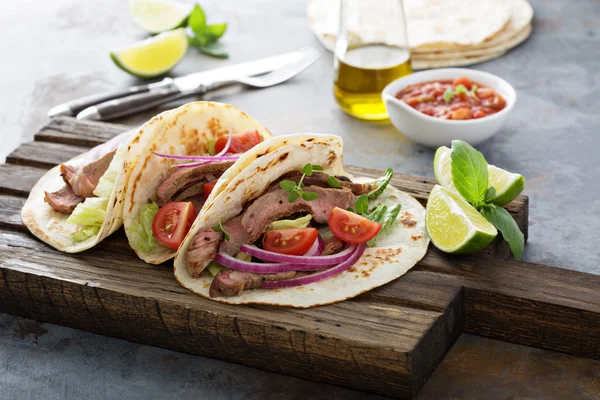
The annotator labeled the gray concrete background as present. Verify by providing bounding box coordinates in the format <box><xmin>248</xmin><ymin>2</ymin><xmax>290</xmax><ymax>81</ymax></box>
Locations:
<box><xmin>1</xmin><ymin>0</ymin><xmax>599</xmax><ymax>398</ymax></box>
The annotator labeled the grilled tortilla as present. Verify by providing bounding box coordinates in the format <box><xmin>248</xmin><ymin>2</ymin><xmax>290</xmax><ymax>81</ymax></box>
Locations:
<box><xmin>122</xmin><ymin>101</ymin><xmax>273</xmax><ymax>264</ymax></box>
<box><xmin>173</xmin><ymin>133</ymin><xmax>429</xmax><ymax>308</ymax></box>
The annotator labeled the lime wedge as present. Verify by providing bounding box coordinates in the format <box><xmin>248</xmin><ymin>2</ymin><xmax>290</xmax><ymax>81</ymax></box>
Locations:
<box><xmin>130</xmin><ymin>0</ymin><xmax>190</xmax><ymax>34</ymax></box>
<box><xmin>110</xmin><ymin>28</ymin><xmax>188</xmax><ymax>79</ymax></box>
<box><xmin>434</xmin><ymin>146</ymin><xmax>525</xmax><ymax>206</ymax></box>
<box><xmin>426</xmin><ymin>185</ymin><xmax>497</xmax><ymax>254</ymax></box>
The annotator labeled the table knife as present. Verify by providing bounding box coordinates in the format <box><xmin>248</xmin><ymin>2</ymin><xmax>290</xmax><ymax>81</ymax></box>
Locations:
<box><xmin>48</xmin><ymin>49</ymin><xmax>310</xmax><ymax>119</ymax></box>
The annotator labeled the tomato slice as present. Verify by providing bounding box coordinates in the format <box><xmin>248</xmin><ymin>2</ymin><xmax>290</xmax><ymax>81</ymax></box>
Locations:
<box><xmin>214</xmin><ymin>130</ymin><xmax>262</xmax><ymax>154</ymax></box>
<box><xmin>152</xmin><ymin>202</ymin><xmax>197</xmax><ymax>250</ymax></box>
<box><xmin>262</xmin><ymin>228</ymin><xmax>318</xmax><ymax>256</ymax></box>
<box><xmin>452</xmin><ymin>76</ymin><xmax>473</xmax><ymax>90</ymax></box>
<box><xmin>203</xmin><ymin>179</ymin><xmax>218</xmax><ymax>199</ymax></box>
<box><xmin>328</xmin><ymin>207</ymin><xmax>382</xmax><ymax>244</ymax></box>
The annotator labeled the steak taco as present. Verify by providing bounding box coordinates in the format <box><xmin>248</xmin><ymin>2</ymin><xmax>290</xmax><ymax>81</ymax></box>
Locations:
<box><xmin>122</xmin><ymin>101</ymin><xmax>273</xmax><ymax>264</ymax></box>
<box><xmin>173</xmin><ymin>134</ymin><xmax>429</xmax><ymax>308</ymax></box>
<box><xmin>21</xmin><ymin>120</ymin><xmax>155</xmax><ymax>253</ymax></box>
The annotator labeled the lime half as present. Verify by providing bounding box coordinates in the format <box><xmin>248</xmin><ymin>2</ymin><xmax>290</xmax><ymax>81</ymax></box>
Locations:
<box><xmin>434</xmin><ymin>146</ymin><xmax>524</xmax><ymax>206</ymax></box>
<box><xmin>130</xmin><ymin>0</ymin><xmax>190</xmax><ymax>34</ymax></box>
<box><xmin>110</xmin><ymin>28</ymin><xmax>188</xmax><ymax>79</ymax></box>
<box><xmin>426</xmin><ymin>185</ymin><xmax>497</xmax><ymax>254</ymax></box>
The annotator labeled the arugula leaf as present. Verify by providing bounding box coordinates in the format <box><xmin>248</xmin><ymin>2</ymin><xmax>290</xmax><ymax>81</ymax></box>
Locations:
<box><xmin>354</xmin><ymin>194</ymin><xmax>369</xmax><ymax>215</ymax></box>
<box><xmin>365</xmin><ymin>204</ymin><xmax>387</xmax><ymax>223</ymax></box>
<box><xmin>485</xmin><ymin>186</ymin><xmax>497</xmax><ymax>203</ymax></box>
<box><xmin>301</xmin><ymin>163</ymin><xmax>313</xmax><ymax>176</ymax></box>
<box><xmin>367</xmin><ymin>168</ymin><xmax>393</xmax><ymax>200</ymax></box>
<box><xmin>301</xmin><ymin>191</ymin><xmax>319</xmax><ymax>201</ymax></box>
<box><xmin>188</xmin><ymin>4</ymin><xmax>207</xmax><ymax>36</ymax></box>
<box><xmin>279</xmin><ymin>180</ymin><xmax>296</xmax><ymax>193</ymax></box>
<box><xmin>480</xmin><ymin>204</ymin><xmax>524</xmax><ymax>260</ymax></box>
<box><xmin>198</xmin><ymin>42</ymin><xmax>229</xmax><ymax>59</ymax></box>
<box><xmin>443</xmin><ymin>87</ymin><xmax>454</xmax><ymax>103</ymax></box>
<box><xmin>368</xmin><ymin>204</ymin><xmax>402</xmax><ymax>247</ymax></box>
<box><xmin>327</xmin><ymin>175</ymin><xmax>340</xmax><ymax>188</ymax></box>
<box><xmin>450</xmin><ymin>140</ymin><xmax>488</xmax><ymax>207</ymax></box>
<box><xmin>214</xmin><ymin>219</ymin><xmax>230</xmax><ymax>241</ymax></box>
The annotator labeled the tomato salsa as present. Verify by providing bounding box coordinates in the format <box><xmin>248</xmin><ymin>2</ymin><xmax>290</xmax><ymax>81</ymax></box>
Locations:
<box><xmin>395</xmin><ymin>77</ymin><xmax>507</xmax><ymax>120</ymax></box>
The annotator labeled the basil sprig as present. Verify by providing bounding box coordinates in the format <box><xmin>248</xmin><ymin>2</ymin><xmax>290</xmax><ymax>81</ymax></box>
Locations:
<box><xmin>188</xmin><ymin>4</ymin><xmax>229</xmax><ymax>58</ymax></box>
<box><xmin>449</xmin><ymin>140</ymin><xmax>524</xmax><ymax>259</ymax></box>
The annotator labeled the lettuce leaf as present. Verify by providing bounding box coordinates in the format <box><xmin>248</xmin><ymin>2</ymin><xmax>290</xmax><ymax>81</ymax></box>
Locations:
<box><xmin>68</xmin><ymin>146</ymin><xmax>124</xmax><ymax>242</ymax></box>
<box><xmin>127</xmin><ymin>202</ymin><xmax>159</xmax><ymax>253</ymax></box>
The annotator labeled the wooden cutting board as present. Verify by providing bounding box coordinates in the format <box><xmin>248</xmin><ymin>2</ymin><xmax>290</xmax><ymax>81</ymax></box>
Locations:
<box><xmin>1</xmin><ymin>117</ymin><xmax>599</xmax><ymax>399</ymax></box>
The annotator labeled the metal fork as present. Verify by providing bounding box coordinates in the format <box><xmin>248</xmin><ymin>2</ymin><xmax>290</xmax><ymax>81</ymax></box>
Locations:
<box><xmin>77</xmin><ymin>48</ymin><xmax>320</xmax><ymax>121</ymax></box>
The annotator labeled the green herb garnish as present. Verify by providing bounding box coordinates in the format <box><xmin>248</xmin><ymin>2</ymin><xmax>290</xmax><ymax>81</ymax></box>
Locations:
<box><xmin>214</xmin><ymin>219</ymin><xmax>230</xmax><ymax>241</ymax></box>
<box><xmin>443</xmin><ymin>84</ymin><xmax>479</xmax><ymax>104</ymax></box>
<box><xmin>367</xmin><ymin>168</ymin><xmax>393</xmax><ymax>200</ymax></box>
<box><xmin>188</xmin><ymin>4</ymin><xmax>229</xmax><ymax>58</ymax></box>
<box><xmin>279</xmin><ymin>163</ymin><xmax>322</xmax><ymax>203</ymax></box>
<box><xmin>368</xmin><ymin>204</ymin><xmax>402</xmax><ymax>247</ymax></box>
<box><xmin>327</xmin><ymin>175</ymin><xmax>340</xmax><ymax>188</ymax></box>
<box><xmin>354</xmin><ymin>194</ymin><xmax>369</xmax><ymax>215</ymax></box>
<box><xmin>448</xmin><ymin>140</ymin><xmax>525</xmax><ymax>259</ymax></box>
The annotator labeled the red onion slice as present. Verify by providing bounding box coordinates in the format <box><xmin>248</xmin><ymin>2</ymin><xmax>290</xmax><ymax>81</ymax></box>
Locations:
<box><xmin>262</xmin><ymin>244</ymin><xmax>366</xmax><ymax>289</ymax></box>
<box><xmin>153</xmin><ymin>152</ymin><xmax>239</xmax><ymax>161</ymax></box>
<box><xmin>214</xmin><ymin>127</ymin><xmax>233</xmax><ymax>156</ymax></box>
<box><xmin>214</xmin><ymin>252</ymin><xmax>334</xmax><ymax>273</ymax></box>
<box><xmin>303</xmin><ymin>235</ymin><xmax>324</xmax><ymax>257</ymax></box>
<box><xmin>240</xmin><ymin>242</ymin><xmax>356</xmax><ymax>265</ymax></box>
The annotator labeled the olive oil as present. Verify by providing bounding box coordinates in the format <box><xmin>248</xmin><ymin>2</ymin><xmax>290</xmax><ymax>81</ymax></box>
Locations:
<box><xmin>334</xmin><ymin>44</ymin><xmax>412</xmax><ymax>120</ymax></box>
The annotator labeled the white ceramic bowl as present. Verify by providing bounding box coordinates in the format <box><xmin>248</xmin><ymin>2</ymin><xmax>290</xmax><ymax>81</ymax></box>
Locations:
<box><xmin>382</xmin><ymin>68</ymin><xmax>516</xmax><ymax>148</ymax></box>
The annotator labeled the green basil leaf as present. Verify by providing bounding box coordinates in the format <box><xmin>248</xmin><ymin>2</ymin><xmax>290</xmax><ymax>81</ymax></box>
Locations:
<box><xmin>450</xmin><ymin>140</ymin><xmax>488</xmax><ymax>206</ymax></box>
<box><xmin>279</xmin><ymin>180</ymin><xmax>296</xmax><ymax>193</ymax></box>
<box><xmin>485</xmin><ymin>186</ymin><xmax>497</xmax><ymax>203</ymax></box>
<box><xmin>301</xmin><ymin>191</ymin><xmax>319</xmax><ymax>201</ymax></box>
<box><xmin>367</xmin><ymin>168</ymin><xmax>393</xmax><ymax>200</ymax></box>
<box><xmin>480</xmin><ymin>204</ymin><xmax>524</xmax><ymax>260</ymax></box>
<box><xmin>188</xmin><ymin>4</ymin><xmax>207</xmax><ymax>36</ymax></box>
<box><xmin>198</xmin><ymin>42</ymin><xmax>229</xmax><ymax>59</ymax></box>
<box><xmin>354</xmin><ymin>194</ymin><xmax>369</xmax><ymax>215</ymax></box>
<box><xmin>443</xmin><ymin>87</ymin><xmax>454</xmax><ymax>103</ymax></box>
<box><xmin>288</xmin><ymin>190</ymin><xmax>300</xmax><ymax>203</ymax></box>
<box><xmin>301</xmin><ymin>163</ymin><xmax>313</xmax><ymax>176</ymax></box>
<box><xmin>213</xmin><ymin>219</ymin><xmax>230</xmax><ymax>241</ymax></box>
<box><xmin>327</xmin><ymin>175</ymin><xmax>340</xmax><ymax>188</ymax></box>
<box><xmin>202</xmin><ymin>23</ymin><xmax>227</xmax><ymax>42</ymax></box>
<box><xmin>312</xmin><ymin>164</ymin><xmax>324</xmax><ymax>171</ymax></box>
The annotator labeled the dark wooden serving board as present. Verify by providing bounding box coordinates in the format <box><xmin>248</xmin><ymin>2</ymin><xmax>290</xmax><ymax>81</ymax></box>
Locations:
<box><xmin>1</xmin><ymin>117</ymin><xmax>599</xmax><ymax>399</ymax></box>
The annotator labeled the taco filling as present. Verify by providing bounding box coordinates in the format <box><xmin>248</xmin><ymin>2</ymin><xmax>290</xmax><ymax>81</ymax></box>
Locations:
<box><xmin>184</xmin><ymin>163</ymin><xmax>399</xmax><ymax>298</ymax></box>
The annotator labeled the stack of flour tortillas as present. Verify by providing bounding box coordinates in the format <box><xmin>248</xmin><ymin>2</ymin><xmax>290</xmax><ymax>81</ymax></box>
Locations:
<box><xmin>307</xmin><ymin>0</ymin><xmax>533</xmax><ymax>69</ymax></box>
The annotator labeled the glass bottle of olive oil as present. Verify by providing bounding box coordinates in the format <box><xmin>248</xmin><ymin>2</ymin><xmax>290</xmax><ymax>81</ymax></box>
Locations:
<box><xmin>334</xmin><ymin>0</ymin><xmax>412</xmax><ymax>120</ymax></box>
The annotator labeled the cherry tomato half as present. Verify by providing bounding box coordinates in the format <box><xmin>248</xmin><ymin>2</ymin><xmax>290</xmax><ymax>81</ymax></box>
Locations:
<box><xmin>203</xmin><ymin>179</ymin><xmax>218</xmax><ymax>199</ymax></box>
<box><xmin>152</xmin><ymin>202</ymin><xmax>197</xmax><ymax>250</ymax></box>
<box><xmin>328</xmin><ymin>207</ymin><xmax>382</xmax><ymax>244</ymax></box>
<box><xmin>214</xmin><ymin>130</ymin><xmax>262</xmax><ymax>154</ymax></box>
<box><xmin>262</xmin><ymin>228</ymin><xmax>318</xmax><ymax>256</ymax></box>
<box><xmin>452</xmin><ymin>76</ymin><xmax>473</xmax><ymax>90</ymax></box>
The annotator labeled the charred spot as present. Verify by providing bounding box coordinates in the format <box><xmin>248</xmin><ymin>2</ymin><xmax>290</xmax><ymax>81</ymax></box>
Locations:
<box><xmin>278</xmin><ymin>200</ymin><xmax>283</xmax><ymax>204</ymax></box>
<box><xmin>327</xmin><ymin>150</ymin><xmax>337</xmax><ymax>165</ymax></box>
<box><xmin>411</xmin><ymin>234</ymin><xmax>424</xmax><ymax>241</ymax></box>
<box><xmin>204</xmin><ymin>237</ymin><xmax>210</xmax><ymax>241</ymax></box>
<box><xmin>361</xmin><ymin>271</ymin><xmax>370</xmax><ymax>277</ymax></box>
<box><xmin>307</xmin><ymin>138</ymin><xmax>315</xmax><ymax>142</ymax></box>
<box><xmin>401</xmin><ymin>219</ymin><xmax>417</xmax><ymax>228</ymax></box>
<box><xmin>113</xmin><ymin>197</ymin><xmax>118</xmax><ymax>206</ymax></box>
<box><xmin>278</xmin><ymin>152</ymin><xmax>289</xmax><ymax>162</ymax></box>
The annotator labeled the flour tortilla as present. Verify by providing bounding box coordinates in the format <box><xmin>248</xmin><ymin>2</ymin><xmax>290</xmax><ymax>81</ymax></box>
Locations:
<box><xmin>21</xmin><ymin>125</ymin><xmax>155</xmax><ymax>253</ymax></box>
<box><xmin>173</xmin><ymin>134</ymin><xmax>429</xmax><ymax>308</ymax></box>
<box><xmin>307</xmin><ymin>0</ymin><xmax>533</xmax><ymax>68</ymax></box>
<box><xmin>123</xmin><ymin>101</ymin><xmax>273</xmax><ymax>264</ymax></box>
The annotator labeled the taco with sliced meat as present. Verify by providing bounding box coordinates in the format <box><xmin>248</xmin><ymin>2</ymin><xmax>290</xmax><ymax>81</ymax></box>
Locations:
<box><xmin>122</xmin><ymin>101</ymin><xmax>274</xmax><ymax>264</ymax></box>
<box><xmin>173</xmin><ymin>133</ymin><xmax>429</xmax><ymax>308</ymax></box>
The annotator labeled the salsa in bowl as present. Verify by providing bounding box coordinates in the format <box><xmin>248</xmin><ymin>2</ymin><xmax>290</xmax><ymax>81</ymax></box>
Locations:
<box><xmin>382</xmin><ymin>68</ymin><xmax>516</xmax><ymax>147</ymax></box>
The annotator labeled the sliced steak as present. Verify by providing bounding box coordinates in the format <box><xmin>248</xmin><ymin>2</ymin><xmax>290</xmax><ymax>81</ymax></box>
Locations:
<box><xmin>274</xmin><ymin>171</ymin><xmax>377</xmax><ymax>195</ymax></box>
<box><xmin>322</xmin><ymin>235</ymin><xmax>345</xmax><ymax>256</ymax></box>
<box><xmin>219</xmin><ymin>215</ymin><xmax>252</xmax><ymax>255</ymax></box>
<box><xmin>156</xmin><ymin>161</ymin><xmax>234</xmax><ymax>206</ymax></box>
<box><xmin>209</xmin><ymin>269</ymin><xmax>299</xmax><ymax>297</ymax></box>
<box><xmin>44</xmin><ymin>185</ymin><xmax>83</xmax><ymax>214</ymax></box>
<box><xmin>186</xmin><ymin>229</ymin><xmax>223</xmax><ymax>277</ymax></box>
<box><xmin>63</xmin><ymin>150</ymin><xmax>115</xmax><ymax>198</ymax></box>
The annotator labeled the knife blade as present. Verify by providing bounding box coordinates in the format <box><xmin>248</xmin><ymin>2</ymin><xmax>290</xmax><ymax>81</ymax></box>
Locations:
<box><xmin>49</xmin><ymin>49</ymin><xmax>310</xmax><ymax>118</ymax></box>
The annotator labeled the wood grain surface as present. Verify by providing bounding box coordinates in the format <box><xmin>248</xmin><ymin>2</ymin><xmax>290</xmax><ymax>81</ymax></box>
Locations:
<box><xmin>0</xmin><ymin>117</ymin><xmax>598</xmax><ymax>399</ymax></box>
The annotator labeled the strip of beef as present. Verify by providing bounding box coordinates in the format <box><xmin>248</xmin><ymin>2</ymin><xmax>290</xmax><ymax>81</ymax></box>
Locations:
<box><xmin>186</xmin><ymin>229</ymin><xmax>223</xmax><ymax>277</ymax></box>
<box><xmin>62</xmin><ymin>150</ymin><xmax>116</xmax><ymax>198</ymax></box>
<box><xmin>210</xmin><ymin>269</ymin><xmax>304</xmax><ymax>297</ymax></box>
<box><xmin>156</xmin><ymin>161</ymin><xmax>234</xmax><ymax>206</ymax></box>
<box><xmin>44</xmin><ymin>185</ymin><xmax>83</xmax><ymax>214</ymax></box>
<box><xmin>274</xmin><ymin>171</ymin><xmax>378</xmax><ymax>195</ymax></box>
<box><xmin>219</xmin><ymin>215</ymin><xmax>253</xmax><ymax>255</ymax></box>
<box><xmin>322</xmin><ymin>235</ymin><xmax>345</xmax><ymax>256</ymax></box>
